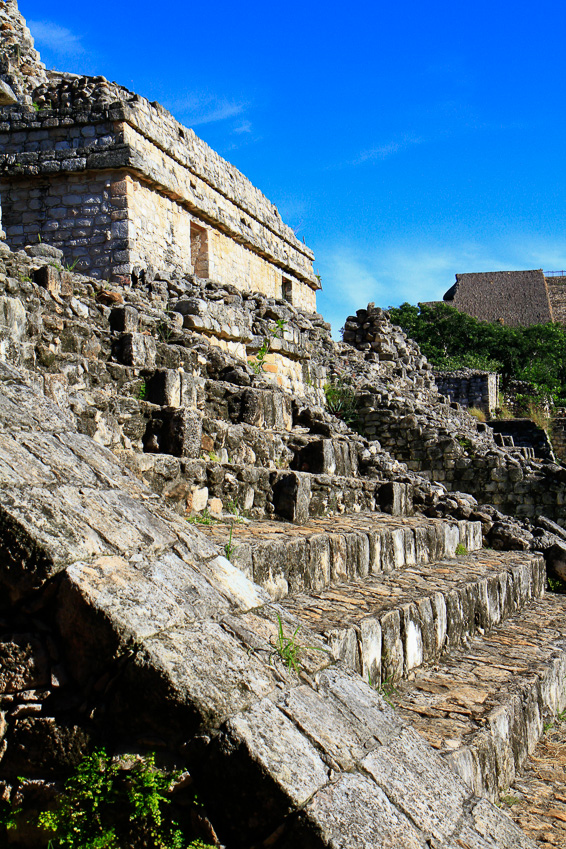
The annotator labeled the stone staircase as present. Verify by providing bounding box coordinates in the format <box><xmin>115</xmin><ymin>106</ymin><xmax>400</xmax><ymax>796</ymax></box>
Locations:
<box><xmin>201</xmin><ymin>513</ymin><xmax>566</xmax><ymax>817</ymax></box>
<box><xmin>1</xmin><ymin>240</ymin><xmax>566</xmax><ymax>846</ymax></box>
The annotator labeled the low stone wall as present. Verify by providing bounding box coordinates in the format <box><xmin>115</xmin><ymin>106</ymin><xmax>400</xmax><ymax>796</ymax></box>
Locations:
<box><xmin>434</xmin><ymin>369</ymin><xmax>498</xmax><ymax>415</ymax></box>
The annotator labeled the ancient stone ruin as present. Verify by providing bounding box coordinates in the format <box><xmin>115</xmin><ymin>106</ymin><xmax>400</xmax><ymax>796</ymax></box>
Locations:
<box><xmin>438</xmin><ymin>268</ymin><xmax>566</xmax><ymax>327</ymax></box>
<box><xmin>1</xmin><ymin>2</ymin><xmax>566</xmax><ymax>847</ymax></box>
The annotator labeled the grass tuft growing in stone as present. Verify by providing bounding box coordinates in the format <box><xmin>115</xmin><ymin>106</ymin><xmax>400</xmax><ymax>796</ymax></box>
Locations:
<box><xmin>269</xmin><ymin>614</ymin><xmax>327</xmax><ymax>674</ymax></box>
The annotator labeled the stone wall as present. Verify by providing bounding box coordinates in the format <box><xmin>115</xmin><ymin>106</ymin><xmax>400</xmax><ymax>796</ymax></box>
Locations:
<box><xmin>434</xmin><ymin>369</ymin><xmax>499</xmax><ymax>415</ymax></box>
<box><xmin>0</xmin><ymin>66</ymin><xmax>319</xmax><ymax>304</ymax></box>
<box><xmin>1</xmin><ymin>171</ymin><xmax>127</xmax><ymax>279</ymax></box>
<box><xmin>546</xmin><ymin>276</ymin><xmax>566</xmax><ymax>325</ymax></box>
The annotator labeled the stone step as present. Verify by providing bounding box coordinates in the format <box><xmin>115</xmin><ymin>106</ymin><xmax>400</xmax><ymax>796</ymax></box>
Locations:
<box><xmin>199</xmin><ymin>512</ymin><xmax>482</xmax><ymax>598</ymax></box>
<box><xmin>507</xmin><ymin>708</ymin><xmax>566</xmax><ymax>847</ymax></box>
<box><xmin>117</xmin><ymin>450</ymin><xmax>415</xmax><ymax>522</ymax></box>
<box><xmin>389</xmin><ymin>593</ymin><xmax>566</xmax><ymax>803</ymax></box>
<box><xmin>282</xmin><ymin>549</ymin><xmax>544</xmax><ymax>684</ymax></box>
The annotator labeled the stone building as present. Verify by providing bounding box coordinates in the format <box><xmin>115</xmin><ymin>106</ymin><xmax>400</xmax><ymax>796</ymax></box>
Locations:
<box><xmin>441</xmin><ymin>268</ymin><xmax>566</xmax><ymax>326</ymax></box>
<box><xmin>0</xmin><ymin>0</ymin><xmax>319</xmax><ymax>310</ymax></box>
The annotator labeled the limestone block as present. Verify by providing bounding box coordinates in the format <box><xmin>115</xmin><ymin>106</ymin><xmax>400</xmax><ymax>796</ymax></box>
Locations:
<box><xmin>251</xmin><ymin>540</ymin><xmax>289</xmax><ymax>599</ymax></box>
<box><xmin>0</xmin><ymin>79</ymin><xmax>18</xmax><ymax>106</ymax></box>
<box><xmin>33</xmin><ymin>264</ymin><xmax>61</xmax><ymax>296</ymax></box>
<box><xmin>147</xmin><ymin>369</ymin><xmax>181</xmax><ymax>406</ymax></box>
<box><xmin>378</xmin><ymin>481</ymin><xmax>412</xmax><ymax>516</ymax></box>
<box><xmin>187</xmin><ymin>486</ymin><xmax>208</xmax><ymax>513</ymax></box>
<box><xmin>109</xmin><ymin>304</ymin><xmax>139</xmax><ymax>333</ymax></box>
<box><xmin>361</xmin><ymin>726</ymin><xmax>471</xmax><ymax>842</ymax></box>
<box><xmin>160</xmin><ymin>408</ymin><xmax>202</xmax><ymax>458</ymax></box>
<box><xmin>114</xmin><ymin>332</ymin><xmax>156</xmax><ymax>368</ymax></box>
<box><xmin>283</xmin><ymin>772</ymin><xmax>424</xmax><ymax>849</ymax></box>
<box><xmin>379</xmin><ymin>608</ymin><xmax>404</xmax><ymax>682</ymax></box>
<box><xmin>327</xmin><ymin>626</ymin><xmax>361</xmax><ymax>672</ymax></box>
<box><xmin>271</xmin><ymin>471</ymin><xmax>311</xmax><ymax>524</ymax></box>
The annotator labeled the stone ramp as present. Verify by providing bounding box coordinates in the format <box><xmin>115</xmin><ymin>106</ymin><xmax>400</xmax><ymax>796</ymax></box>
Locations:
<box><xmin>0</xmin><ymin>362</ymin><xmax>535</xmax><ymax>848</ymax></box>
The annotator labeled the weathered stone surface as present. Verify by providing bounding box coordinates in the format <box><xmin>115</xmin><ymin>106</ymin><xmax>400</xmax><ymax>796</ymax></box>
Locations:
<box><xmin>284</xmin><ymin>773</ymin><xmax>425</xmax><ymax>849</ymax></box>
<box><xmin>0</xmin><ymin>635</ymin><xmax>49</xmax><ymax>693</ymax></box>
<box><xmin>1</xmin><ymin>718</ymin><xmax>89</xmax><ymax>780</ymax></box>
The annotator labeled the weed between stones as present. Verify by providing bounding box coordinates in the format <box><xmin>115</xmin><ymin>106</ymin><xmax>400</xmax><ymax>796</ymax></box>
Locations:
<box><xmin>269</xmin><ymin>614</ymin><xmax>328</xmax><ymax>674</ymax></box>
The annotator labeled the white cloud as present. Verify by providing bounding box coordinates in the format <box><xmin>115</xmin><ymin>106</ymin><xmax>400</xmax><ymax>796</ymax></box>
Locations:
<box><xmin>165</xmin><ymin>93</ymin><xmax>247</xmax><ymax>126</ymax></box>
<box><xmin>316</xmin><ymin>238</ymin><xmax>566</xmax><ymax>339</ymax></box>
<box><xmin>354</xmin><ymin>135</ymin><xmax>423</xmax><ymax>165</ymax></box>
<box><xmin>233</xmin><ymin>120</ymin><xmax>252</xmax><ymax>134</ymax></box>
<box><xmin>28</xmin><ymin>20</ymin><xmax>85</xmax><ymax>57</ymax></box>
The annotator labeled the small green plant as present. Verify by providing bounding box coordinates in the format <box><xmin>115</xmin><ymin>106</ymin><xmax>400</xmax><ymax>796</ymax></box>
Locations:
<box><xmin>248</xmin><ymin>318</ymin><xmax>287</xmax><ymax>374</ymax></box>
<box><xmin>187</xmin><ymin>508</ymin><xmax>217</xmax><ymax>526</ymax></box>
<box><xmin>368</xmin><ymin>671</ymin><xmax>397</xmax><ymax>708</ymax></box>
<box><xmin>455</xmin><ymin>543</ymin><xmax>468</xmax><ymax>556</ymax></box>
<box><xmin>324</xmin><ymin>375</ymin><xmax>359</xmax><ymax>426</ymax></box>
<box><xmin>457</xmin><ymin>436</ymin><xmax>474</xmax><ymax>453</ymax></box>
<box><xmin>224</xmin><ymin>525</ymin><xmax>235</xmax><ymax>561</ymax></box>
<box><xmin>225</xmin><ymin>499</ymin><xmax>248</xmax><ymax>523</ymax></box>
<box><xmin>138</xmin><ymin>380</ymin><xmax>148</xmax><ymax>401</ymax></box>
<box><xmin>269</xmin><ymin>614</ymin><xmax>327</xmax><ymax>674</ymax></box>
<box><xmin>547</xmin><ymin>575</ymin><xmax>566</xmax><ymax>593</ymax></box>
<box><xmin>156</xmin><ymin>321</ymin><xmax>173</xmax><ymax>343</ymax></box>
<box><xmin>543</xmin><ymin>719</ymin><xmax>554</xmax><ymax>733</ymax></box>
<box><xmin>499</xmin><ymin>793</ymin><xmax>520</xmax><ymax>807</ymax></box>
<box><xmin>64</xmin><ymin>258</ymin><xmax>80</xmax><ymax>273</ymax></box>
<box><xmin>4</xmin><ymin>749</ymin><xmax>215</xmax><ymax>848</ymax></box>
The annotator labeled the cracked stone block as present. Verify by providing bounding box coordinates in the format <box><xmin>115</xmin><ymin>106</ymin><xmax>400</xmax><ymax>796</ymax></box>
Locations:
<box><xmin>109</xmin><ymin>305</ymin><xmax>139</xmax><ymax>333</ymax></box>
<box><xmin>271</xmin><ymin>471</ymin><xmax>311</xmax><ymax>524</ymax></box>
<box><xmin>161</xmin><ymin>408</ymin><xmax>202</xmax><ymax>458</ymax></box>
<box><xmin>114</xmin><ymin>332</ymin><xmax>156</xmax><ymax>368</ymax></box>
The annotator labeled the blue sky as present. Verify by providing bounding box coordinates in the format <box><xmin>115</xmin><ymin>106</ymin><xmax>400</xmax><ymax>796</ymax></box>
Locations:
<box><xmin>21</xmin><ymin>0</ymin><xmax>566</xmax><ymax>335</ymax></box>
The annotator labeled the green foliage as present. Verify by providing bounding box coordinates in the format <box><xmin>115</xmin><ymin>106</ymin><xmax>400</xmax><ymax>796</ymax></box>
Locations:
<box><xmin>225</xmin><ymin>499</ymin><xmax>248</xmax><ymax>522</ymax></box>
<box><xmin>389</xmin><ymin>302</ymin><xmax>566</xmax><ymax>405</ymax></box>
<box><xmin>368</xmin><ymin>672</ymin><xmax>397</xmax><ymax>708</ymax></box>
<box><xmin>269</xmin><ymin>615</ymin><xmax>328</xmax><ymax>674</ymax></box>
<box><xmin>498</xmin><ymin>794</ymin><xmax>520</xmax><ymax>808</ymax></box>
<box><xmin>138</xmin><ymin>380</ymin><xmax>148</xmax><ymax>401</ymax></box>
<box><xmin>455</xmin><ymin>543</ymin><xmax>468</xmax><ymax>556</ymax></box>
<box><xmin>248</xmin><ymin>318</ymin><xmax>287</xmax><ymax>374</ymax></box>
<box><xmin>547</xmin><ymin>574</ymin><xmax>566</xmax><ymax>593</ymax></box>
<box><xmin>224</xmin><ymin>525</ymin><xmax>235</xmax><ymax>561</ymax></box>
<box><xmin>4</xmin><ymin>750</ymin><xmax>215</xmax><ymax>849</ymax></box>
<box><xmin>324</xmin><ymin>375</ymin><xmax>358</xmax><ymax>425</ymax></box>
<box><xmin>187</xmin><ymin>508</ymin><xmax>217</xmax><ymax>526</ymax></box>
